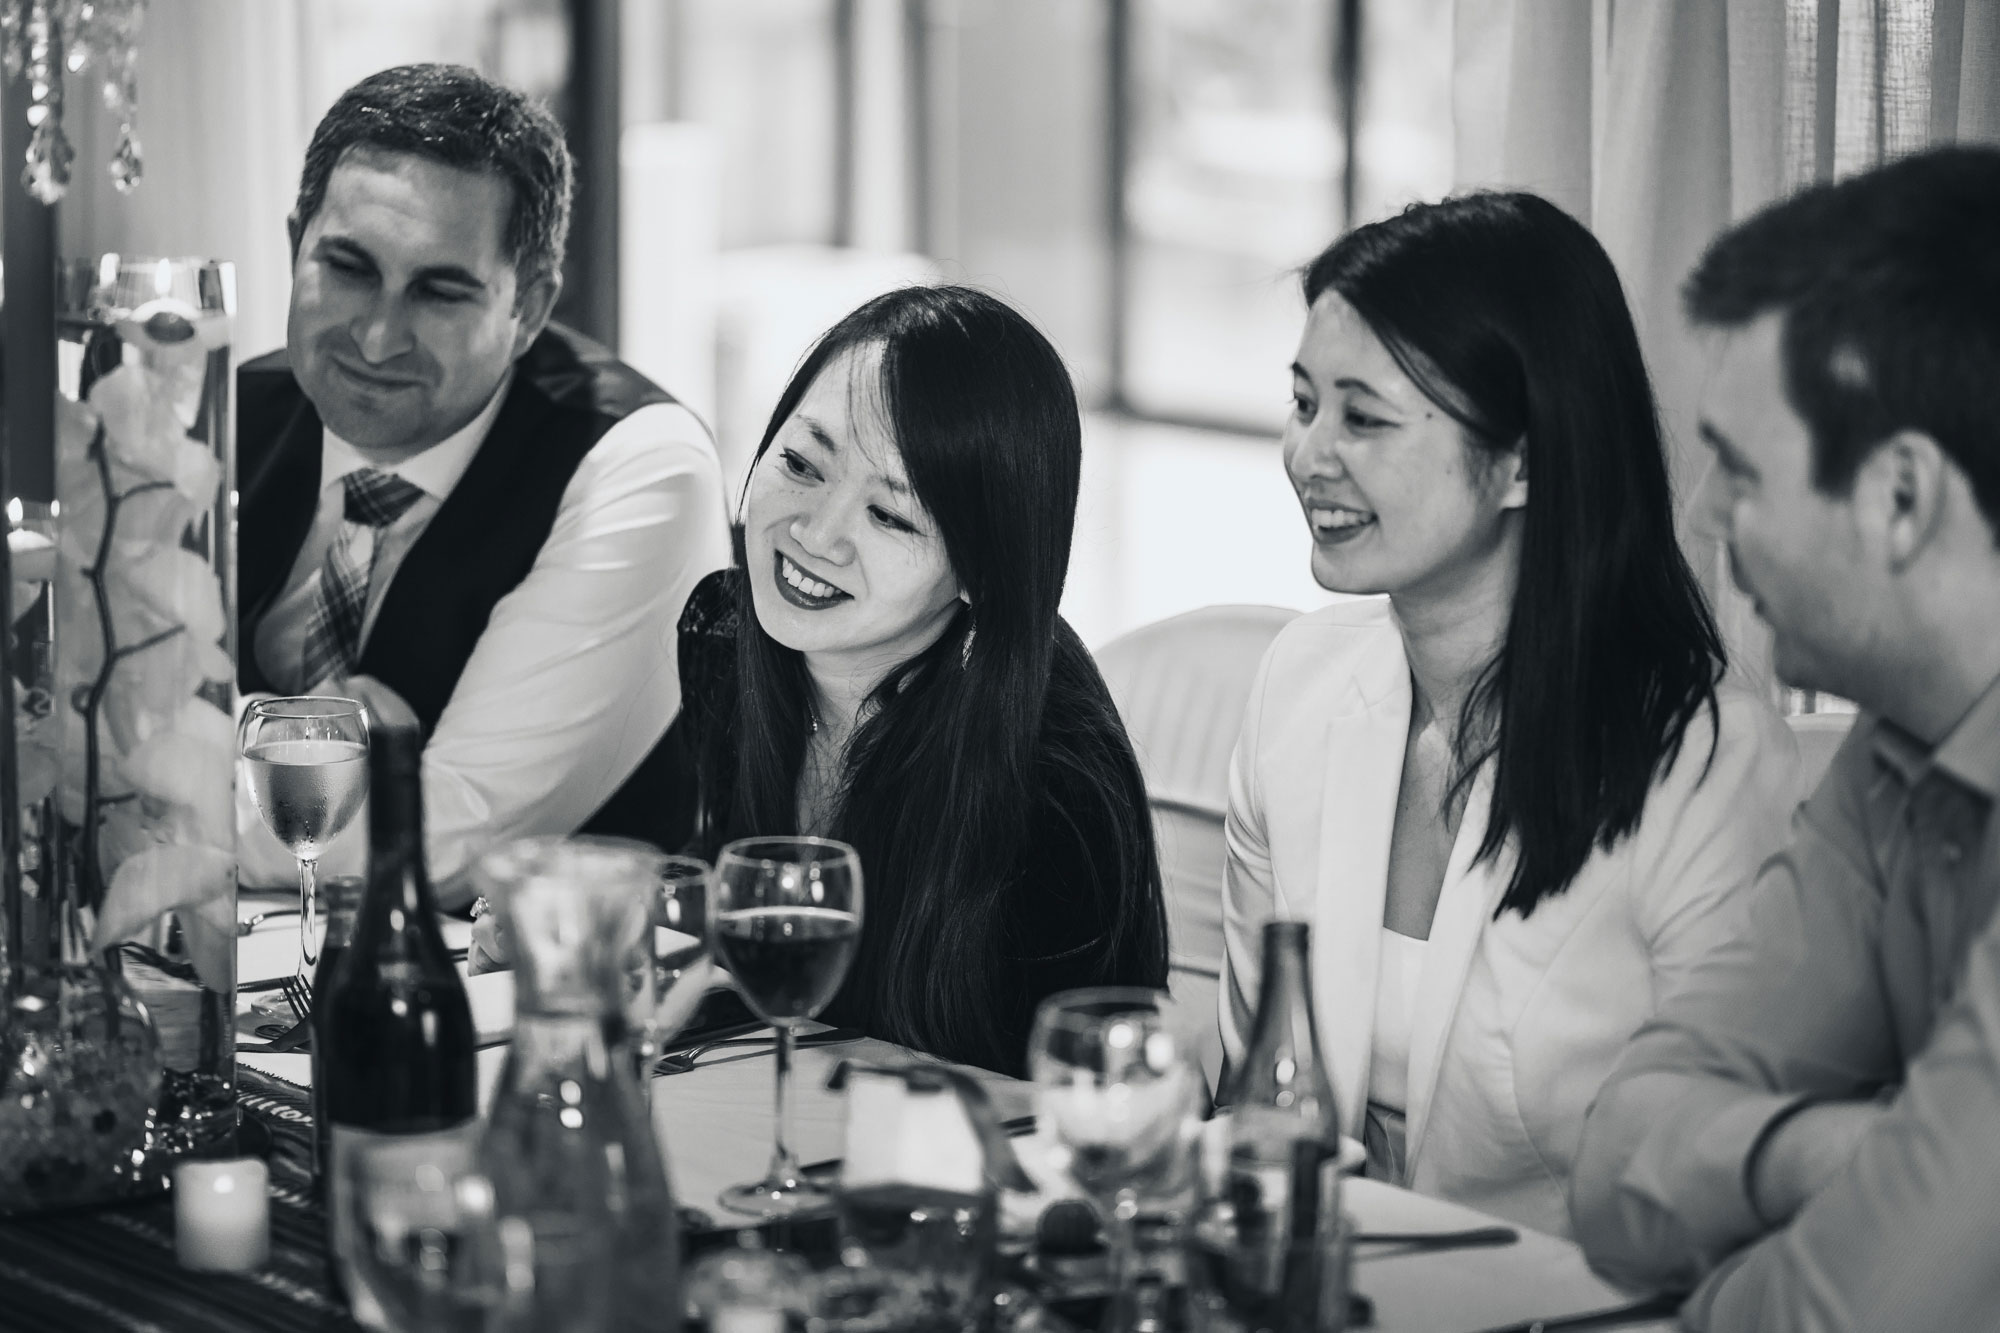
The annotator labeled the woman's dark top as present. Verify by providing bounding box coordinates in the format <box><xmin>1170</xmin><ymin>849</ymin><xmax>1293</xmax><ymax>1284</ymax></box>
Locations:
<box><xmin>676</xmin><ymin>568</ymin><xmax>1168</xmax><ymax>1075</ymax></box>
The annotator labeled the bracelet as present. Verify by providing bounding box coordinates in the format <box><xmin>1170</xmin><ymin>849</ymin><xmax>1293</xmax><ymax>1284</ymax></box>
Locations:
<box><xmin>1743</xmin><ymin>1095</ymin><xmax>1823</xmax><ymax>1229</ymax></box>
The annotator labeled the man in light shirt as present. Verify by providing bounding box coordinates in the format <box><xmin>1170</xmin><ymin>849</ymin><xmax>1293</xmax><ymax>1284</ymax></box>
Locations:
<box><xmin>238</xmin><ymin>64</ymin><xmax>727</xmax><ymax>895</ymax></box>
<box><xmin>1569</xmin><ymin>147</ymin><xmax>2000</xmax><ymax>1329</ymax></box>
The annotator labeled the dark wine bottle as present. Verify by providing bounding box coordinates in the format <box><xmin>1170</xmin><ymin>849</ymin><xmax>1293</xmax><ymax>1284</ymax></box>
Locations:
<box><xmin>307</xmin><ymin>874</ymin><xmax>365</xmax><ymax>1191</ymax></box>
<box><xmin>1215</xmin><ymin>920</ymin><xmax>1343</xmax><ymax>1333</ymax></box>
<box><xmin>320</xmin><ymin>724</ymin><xmax>477</xmax><ymax>1300</ymax></box>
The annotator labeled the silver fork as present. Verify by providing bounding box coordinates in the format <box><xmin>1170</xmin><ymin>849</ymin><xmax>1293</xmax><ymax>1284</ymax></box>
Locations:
<box><xmin>247</xmin><ymin>975</ymin><xmax>316</xmax><ymax>1053</ymax></box>
<box><xmin>236</xmin><ymin>906</ymin><xmax>302</xmax><ymax>936</ymax></box>
<box><xmin>653</xmin><ymin>1027</ymin><xmax>860</xmax><ymax>1076</ymax></box>
<box><xmin>282</xmin><ymin>973</ymin><xmax>314</xmax><ymax>1025</ymax></box>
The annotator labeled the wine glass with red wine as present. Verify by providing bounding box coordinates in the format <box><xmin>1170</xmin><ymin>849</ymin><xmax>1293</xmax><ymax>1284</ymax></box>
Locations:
<box><xmin>710</xmin><ymin>837</ymin><xmax>863</xmax><ymax>1217</ymax></box>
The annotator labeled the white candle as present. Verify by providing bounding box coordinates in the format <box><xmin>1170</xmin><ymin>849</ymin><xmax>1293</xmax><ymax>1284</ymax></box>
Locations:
<box><xmin>173</xmin><ymin>1158</ymin><xmax>270</xmax><ymax>1272</ymax></box>
<box><xmin>712</xmin><ymin>1309</ymin><xmax>785</xmax><ymax>1333</ymax></box>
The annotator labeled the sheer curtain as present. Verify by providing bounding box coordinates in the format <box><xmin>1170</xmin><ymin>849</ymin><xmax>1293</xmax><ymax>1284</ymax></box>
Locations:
<box><xmin>58</xmin><ymin>0</ymin><xmax>542</xmax><ymax>360</ymax></box>
<box><xmin>57</xmin><ymin>0</ymin><xmax>315</xmax><ymax>359</ymax></box>
<box><xmin>1451</xmin><ymin>0</ymin><xmax>2000</xmax><ymax>694</ymax></box>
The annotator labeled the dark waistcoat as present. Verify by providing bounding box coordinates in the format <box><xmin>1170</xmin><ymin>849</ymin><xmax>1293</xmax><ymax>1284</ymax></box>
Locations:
<box><xmin>236</xmin><ymin>322</ymin><xmax>696</xmax><ymax>853</ymax></box>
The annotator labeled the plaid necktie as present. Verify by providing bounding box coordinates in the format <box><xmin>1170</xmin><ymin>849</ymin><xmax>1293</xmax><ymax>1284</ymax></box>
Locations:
<box><xmin>299</xmin><ymin>468</ymin><xmax>427</xmax><ymax>689</ymax></box>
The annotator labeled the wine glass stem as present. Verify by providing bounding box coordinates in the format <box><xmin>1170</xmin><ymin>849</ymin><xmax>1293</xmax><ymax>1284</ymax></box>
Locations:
<box><xmin>1104</xmin><ymin>1191</ymin><xmax>1140</xmax><ymax>1333</ymax></box>
<box><xmin>766</xmin><ymin>1023</ymin><xmax>799</xmax><ymax>1190</ymax></box>
<box><xmin>298</xmin><ymin>856</ymin><xmax>319</xmax><ymax>969</ymax></box>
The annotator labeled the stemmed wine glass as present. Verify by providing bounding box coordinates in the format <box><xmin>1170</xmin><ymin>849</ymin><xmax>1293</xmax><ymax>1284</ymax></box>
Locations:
<box><xmin>640</xmin><ymin>856</ymin><xmax>714</xmax><ymax>1068</ymax></box>
<box><xmin>239</xmin><ymin>696</ymin><xmax>370</xmax><ymax>973</ymax></box>
<box><xmin>709</xmin><ymin>837</ymin><xmax>863</xmax><ymax>1217</ymax></box>
<box><xmin>1030</xmin><ymin>988</ymin><xmax>1200</xmax><ymax>1333</ymax></box>
<box><xmin>335</xmin><ymin>1137</ymin><xmax>539</xmax><ymax>1333</ymax></box>
<box><xmin>654</xmin><ymin>854</ymin><xmax>714</xmax><ymax>1008</ymax></box>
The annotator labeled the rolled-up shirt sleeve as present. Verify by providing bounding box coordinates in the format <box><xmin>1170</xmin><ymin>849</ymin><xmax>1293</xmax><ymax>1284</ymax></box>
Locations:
<box><xmin>1682</xmin><ymin>889</ymin><xmax>2000</xmax><ymax>1331</ymax></box>
<box><xmin>1570</xmin><ymin>721</ymin><xmax>1902</xmax><ymax>1291</ymax></box>
<box><xmin>418</xmin><ymin>402</ymin><xmax>728</xmax><ymax>886</ymax></box>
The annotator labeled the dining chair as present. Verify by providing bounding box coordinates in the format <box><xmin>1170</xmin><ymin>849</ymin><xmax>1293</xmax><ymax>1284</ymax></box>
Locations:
<box><xmin>1096</xmin><ymin>604</ymin><xmax>1302</xmax><ymax>1095</ymax></box>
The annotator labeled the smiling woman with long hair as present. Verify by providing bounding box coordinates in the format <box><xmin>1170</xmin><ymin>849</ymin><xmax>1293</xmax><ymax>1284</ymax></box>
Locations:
<box><xmin>677</xmin><ymin>285</ymin><xmax>1168</xmax><ymax>1076</ymax></box>
<box><xmin>1220</xmin><ymin>193</ymin><xmax>1803</xmax><ymax>1236</ymax></box>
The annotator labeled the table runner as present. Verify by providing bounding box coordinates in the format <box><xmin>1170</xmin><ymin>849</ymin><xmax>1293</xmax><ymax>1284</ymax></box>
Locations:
<box><xmin>0</xmin><ymin>1066</ymin><xmax>832</xmax><ymax>1332</ymax></box>
<box><xmin>0</xmin><ymin>1063</ymin><xmax>1673</xmax><ymax>1333</ymax></box>
<box><xmin>0</xmin><ymin>1055</ymin><xmax>1018</xmax><ymax>1333</ymax></box>
<box><xmin>0</xmin><ymin>1067</ymin><xmax>356</xmax><ymax>1333</ymax></box>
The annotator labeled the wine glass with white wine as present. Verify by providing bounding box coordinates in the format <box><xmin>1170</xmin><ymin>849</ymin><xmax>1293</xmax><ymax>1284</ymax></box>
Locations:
<box><xmin>1030</xmin><ymin>988</ymin><xmax>1201</xmax><ymax>1333</ymax></box>
<box><xmin>240</xmin><ymin>697</ymin><xmax>371</xmax><ymax>977</ymax></box>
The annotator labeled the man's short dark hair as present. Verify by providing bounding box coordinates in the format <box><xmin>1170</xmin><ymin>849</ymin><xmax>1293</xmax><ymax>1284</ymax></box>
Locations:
<box><xmin>293</xmin><ymin>63</ymin><xmax>573</xmax><ymax>294</ymax></box>
<box><xmin>1685</xmin><ymin>146</ymin><xmax>2000</xmax><ymax>531</ymax></box>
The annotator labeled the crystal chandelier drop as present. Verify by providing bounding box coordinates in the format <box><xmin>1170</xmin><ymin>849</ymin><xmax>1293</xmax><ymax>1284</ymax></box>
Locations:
<box><xmin>0</xmin><ymin>0</ymin><xmax>147</xmax><ymax>204</ymax></box>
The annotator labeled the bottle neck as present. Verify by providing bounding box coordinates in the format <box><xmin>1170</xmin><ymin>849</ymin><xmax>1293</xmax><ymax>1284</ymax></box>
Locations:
<box><xmin>1247</xmin><ymin>925</ymin><xmax>1318</xmax><ymax>1061</ymax></box>
<box><xmin>365</xmin><ymin>728</ymin><xmax>437</xmax><ymax>921</ymax></box>
<box><xmin>514</xmin><ymin>1010</ymin><xmax>610</xmax><ymax>1054</ymax></box>
<box><xmin>508</xmin><ymin>1012</ymin><xmax>635</xmax><ymax>1090</ymax></box>
<box><xmin>1232</xmin><ymin>923</ymin><xmax>1338</xmax><ymax>1133</ymax></box>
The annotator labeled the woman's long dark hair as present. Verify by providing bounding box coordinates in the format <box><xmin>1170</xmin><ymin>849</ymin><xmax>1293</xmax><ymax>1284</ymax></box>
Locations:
<box><xmin>1303</xmin><ymin>193</ymin><xmax>1726</xmax><ymax>918</ymax></box>
<box><xmin>720</xmin><ymin>285</ymin><xmax>1165</xmax><ymax>1068</ymax></box>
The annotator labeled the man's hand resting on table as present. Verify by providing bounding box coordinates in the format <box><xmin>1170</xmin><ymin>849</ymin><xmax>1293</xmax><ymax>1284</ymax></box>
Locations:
<box><xmin>333</xmin><ymin>674</ymin><xmax>420</xmax><ymax>732</ymax></box>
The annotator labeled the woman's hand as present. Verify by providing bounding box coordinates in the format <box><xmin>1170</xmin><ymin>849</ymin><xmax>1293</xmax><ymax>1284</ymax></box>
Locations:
<box><xmin>654</xmin><ymin>957</ymin><xmax>735</xmax><ymax>1044</ymax></box>
<box><xmin>469</xmin><ymin>913</ymin><xmax>735</xmax><ymax>1048</ymax></box>
<box><xmin>468</xmin><ymin>890</ymin><xmax>736</xmax><ymax>1052</ymax></box>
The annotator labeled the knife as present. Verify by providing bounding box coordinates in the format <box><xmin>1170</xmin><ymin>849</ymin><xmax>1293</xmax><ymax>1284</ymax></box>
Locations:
<box><xmin>1473</xmin><ymin>1292</ymin><xmax>1682</xmax><ymax>1333</ymax></box>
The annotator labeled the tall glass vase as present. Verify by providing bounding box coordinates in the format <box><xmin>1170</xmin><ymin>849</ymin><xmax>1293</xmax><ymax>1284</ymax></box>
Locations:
<box><xmin>0</xmin><ymin>257</ymin><xmax>239</xmax><ymax>1207</ymax></box>
<box><xmin>2</xmin><ymin>497</ymin><xmax>165</xmax><ymax>1214</ymax></box>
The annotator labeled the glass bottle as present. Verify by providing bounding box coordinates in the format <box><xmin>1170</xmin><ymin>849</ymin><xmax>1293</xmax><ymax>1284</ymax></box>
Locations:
<box><xmin>308</xmin><ymin>875</ymin><xmax>365</xmax><ymax>1190</ymax></box>
<box><xmin>474</xmin><ymin>836</ymin><xmax>679</xmax><ymax>1333</ymax></box>
<box><xmin>1207</xmin><ymin>921</ymin><xmax>1342</xmax><ymax>1333</ymax></box>
<box><xmin>323</xmin><ymin>725</ymin><xmax>478</xmax><ymax>1318</ymax></box>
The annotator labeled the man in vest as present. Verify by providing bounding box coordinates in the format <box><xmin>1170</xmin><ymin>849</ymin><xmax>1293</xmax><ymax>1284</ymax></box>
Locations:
<box><xmin>238</xmin><ymin>63</ymin><xmax>727</xmax><ymax>898</ymax></box>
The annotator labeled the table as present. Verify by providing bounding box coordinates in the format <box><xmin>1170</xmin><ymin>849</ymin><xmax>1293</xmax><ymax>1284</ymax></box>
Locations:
<box><xmin>0</xmin><ymin>903</ymin><xmax>1678</xmax><ymax>1332</ymax></box>
<box><xmin>648</xmin><ymin>1039</ymin><xmax>1675</xmax><ymax>1332</ymax></box>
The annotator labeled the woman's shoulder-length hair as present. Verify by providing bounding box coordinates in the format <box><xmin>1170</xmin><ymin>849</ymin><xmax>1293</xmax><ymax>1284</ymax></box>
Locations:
<box><xmin>1303</xmin><ymin>191</ymin><xmax>1726</xmax><ymax>917</ymax></box>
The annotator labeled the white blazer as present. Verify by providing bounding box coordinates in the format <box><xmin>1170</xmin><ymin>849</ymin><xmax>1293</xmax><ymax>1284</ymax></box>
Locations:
<box><xmin>1218</xmin><ymin>598</ymin><xmax>1801</xmax><ymax>1237</ymax></box>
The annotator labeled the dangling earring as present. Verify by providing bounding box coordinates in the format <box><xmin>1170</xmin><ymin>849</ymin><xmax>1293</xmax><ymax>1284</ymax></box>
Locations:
<box><xmin>960</xmin><ymin>619</ymin><xmax>976</xmax><ymax>668</ymax></box>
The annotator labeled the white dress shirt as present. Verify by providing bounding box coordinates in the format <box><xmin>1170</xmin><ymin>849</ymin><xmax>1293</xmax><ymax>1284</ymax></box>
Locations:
<box><xmin>240</xmin><ymin>378</ymin><xmax>730</xmax><ymax>889</ymax></box>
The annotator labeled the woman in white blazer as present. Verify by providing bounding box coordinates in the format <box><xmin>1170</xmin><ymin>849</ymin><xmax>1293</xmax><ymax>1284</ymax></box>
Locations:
<box><xmin>1220</xmin><ymin>193</ymin><xmax>1802</xmax><ymax>1239</ymax></box>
